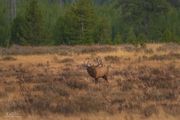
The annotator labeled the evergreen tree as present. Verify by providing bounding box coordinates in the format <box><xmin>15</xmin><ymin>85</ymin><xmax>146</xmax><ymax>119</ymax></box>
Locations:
<box><xmin>162</xmin><ymin>29</ymin><xmax>174</xmax><ymax>42</ymax></box>
<box><xmin>11</xmin><ymin>16</ymin><xmax>26</xmax><ymax>45</ymax></box>
<box><xmin>24</xmin><ymin>0</ymin><xmax>43</xmax><ymax>45</ymax></box>
<box><xmin>113</xmin><ymin>32</ymin><xmax>122</xmax><ymax>44</ymax></box>
<box><xmin>11</xmin><ymin>0</ymin><xmax>43</xmax><ymax>45</ymax></box>
<box><xmin>126</xmin><ymin>28</ymin><xmax>137</xmax><ymax>44</ymax></box>
<box><xmin>56</xmin><ymin>0</ymin><xmax>96</xmax><ymax>44</ymax></box>
<box><xmin>0</xmin><ymin>1</ymin><xmax>9</xmax><ymax>47</ymax></box>
<box><xmin>93</xmin><ymin>17</ymin><xmax>111</xmax><ymax>44</ymax></box>
<box><xmin>54</xmin><ymin>15</ymin><xmax>71</xmax><ymax>44</ymax></box>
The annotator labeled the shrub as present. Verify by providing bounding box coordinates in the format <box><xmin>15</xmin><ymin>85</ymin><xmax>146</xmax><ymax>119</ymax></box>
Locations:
<box><xmin>104</xmin><ymin>56</ymin><xmax>121</xmax><ymax>63</ymax></box>
<box><xmin>163</xmin><ymin>104</ymin><xmax>180</xmax><ymax>116</ymax></box>
<box><xmin>5</xmin><ymin>86</ymin><xmax>16</xmax><ymax>93</ymax></box>
<box><xmin>120</xmin><ymin>80</ymin><xmax>134</xmax><ymax>91</ymax></box>
<box><xmin>9</xmin><ymin>96</ymin><xmax>51</xmax><ymax>115</ymax></box>
<box><xmin>60</xmin><ymin>58</ymin><xmax>74</xmax><ymax>63</ymax></box>
<box><xmin>55</xmin><ymin>99</ymin><xmax>79</xmax><ymax>114</ymax></box>
<box><xmin>143</xmin><ymin>105</ymin><xmax>158</xmax><ymax>117</ymax></box>
<box><xmin>65</xmin><ymin>79</ymin><xmax>88</xmax><ymax>90</ymax></box>
<box><xmin>1</xmin><ymin>56</ymin><xmax>16</xmax><ymax>61</ymax></box>
<box><xmin>80</xmin><ymin>46</ymin><xmax>117</xmax><ymax>54</ymax></box>
<box><xmin>0</xmin><ymin>90</ymin><xmax>7</xmax><ymax>98</ymax></box>
<box><xmin>75</xmin><ymin>95</ymin><xmax>105</xmax><ymax>113</ymax></box>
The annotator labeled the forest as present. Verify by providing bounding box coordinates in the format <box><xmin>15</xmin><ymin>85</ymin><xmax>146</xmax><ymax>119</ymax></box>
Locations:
<box><xmin>0</xmin><ymin>0</ymin><xmax>180</xmax><ymax>46</ymax></box>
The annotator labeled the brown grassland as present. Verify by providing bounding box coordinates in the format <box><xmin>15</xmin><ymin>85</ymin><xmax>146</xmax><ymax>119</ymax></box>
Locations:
<box><xmin>0</xmin><ymin>43</ymin><xmax>179</xmax><ymax>120</ymax></box>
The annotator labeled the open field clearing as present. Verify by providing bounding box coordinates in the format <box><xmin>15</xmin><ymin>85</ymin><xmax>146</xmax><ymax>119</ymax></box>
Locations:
<box><xmin>0</xmin><ymin>44</ymin><xmax>180</xmax><ymax>120</ymax></box>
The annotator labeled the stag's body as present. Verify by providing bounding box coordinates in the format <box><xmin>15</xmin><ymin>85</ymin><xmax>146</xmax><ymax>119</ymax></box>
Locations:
<box><xmin>84</xmin><ymin>57</ymin><xmax>109</xmax><ymax>83</ymax></box>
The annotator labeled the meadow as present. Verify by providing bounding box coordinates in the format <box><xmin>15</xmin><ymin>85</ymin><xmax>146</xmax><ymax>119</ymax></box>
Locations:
<box><xmin>0</xmin><ymin>43</ymin><xmax>179</xmax><ymax>120</ymax></box>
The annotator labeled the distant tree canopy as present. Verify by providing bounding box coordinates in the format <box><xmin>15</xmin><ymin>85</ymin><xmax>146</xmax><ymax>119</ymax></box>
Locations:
<box><xmin>55</xmin><ymin>0</ymin><xmax>96</xmax><ymax>44</ymax></box>
<box><xmin>54</xmin><ymin>0</ymin><xmax>111</xmax><ymax>45</ymax></box>
<box><xmin>0</xmin><ymin>0</ymin><xmax>179</xmax><ymax>46</ymax></box>
<box><xmin>117</xmin><ymin>0</ymin><xmax>173</xmax><ymax>43</ymax></box>
<box><xmin>11</xmin><ymin>0</ymin><xmax>43</xmax><ymax>45</ymax></box>
<box><xmin>0</xmin><ymin>1</ymin><xmax>9</xmax><ymax>46</ymax></box>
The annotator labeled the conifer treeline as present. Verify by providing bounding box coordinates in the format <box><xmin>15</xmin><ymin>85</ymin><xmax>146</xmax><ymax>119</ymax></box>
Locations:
<box><xmin>0</xmin><ymin>0</ymin><xmax>179</xmax><ymax>46</ymax></box>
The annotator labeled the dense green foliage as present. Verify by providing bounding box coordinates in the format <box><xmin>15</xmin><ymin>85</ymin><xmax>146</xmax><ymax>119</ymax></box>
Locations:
<box><xmin>0</xmin><ymin>1</ymin><xmax>9</xmax><ymax>46</ymax></box>
<box><xmin>114</xmin><ymin>0</ymin><xmax>179</xmax><ymax>43</ymax></box>
<box><xmin>11</xmin><ymin>0</ymin><xmax>43</xmax><ymax>45</ymax></box>
<box><xmin>0</xmin><ymin>0</ymin><xmax>179</xmax><ymax>46</ymax></box>
<box><xmin>54</xmin><ymin>0</ymin><xmax>111</xmax><ymax>44</ymax></box>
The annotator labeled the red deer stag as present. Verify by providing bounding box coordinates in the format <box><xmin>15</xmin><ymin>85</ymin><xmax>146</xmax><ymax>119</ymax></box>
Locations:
<box><xmin>84</xmin><ymin>57</ymin><xmax>109</xmax><ymax>84</ymax></box>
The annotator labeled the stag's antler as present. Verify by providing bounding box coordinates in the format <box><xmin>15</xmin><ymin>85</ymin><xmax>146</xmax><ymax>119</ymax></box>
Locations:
<box><xmin>94</xmin><ymin>57</ymin><xmax>103</xmax><ymax>67</ymax></box>
<box><xmin>84</xmin><ymin>57</ymin><xmax>103</xmax><ymax>67</ymax></box>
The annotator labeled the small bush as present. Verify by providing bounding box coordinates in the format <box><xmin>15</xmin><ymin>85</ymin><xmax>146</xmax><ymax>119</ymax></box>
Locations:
<box><xmin>118</xmin><ymin>100</ymin><xmax>142</xmax><ymax>113</ymax></box>
<box><xmin>9</xmin><ymin>96</ymin><xmax>51</xmax><ymax>115</ymax></box>
<box><xmin>65</xmin><ymin>79</ymin><xmax>88</xmax><ymax>90</ymax></box>
<box><xmin>75</xmin><ymin>95</ymin><xmax>105</xmax><ymax>113</ymax></box>
<box><xmin>80</xmin><ymin>46</ymin><xmax>117</xmax><ymax>54</ymax></box>
<box><xmin>30</xmin><ymin>96</ymin><xmax>51</xmax><ymax>114</ymax></box>
<box><xmin>55</xmin><ymin>99</ymin><xmax>79</xmax><ymax>114</ymax></box>
<box><xmin>120</xmin><ymin>80</ymin><xmax>134</xmax><ymax>91</ymax></box>
<box><xmin>55</xmin><ymin>94</ymin><xmax>105</xmax><ymax>114</ymax></box>
<box><xmin>51</xmin><ymin>84</ymin><xmax>70</xmax><ymax>97</ymax></box>
<box><xmin>33</xmin><ymin>84</ymin><xmax>52</xmax><ymax>92</ymax></box>
<box><xmin>104</xmin><ymin>56</ymin><xmax>121</xmax><ymax>63</ymax></box>
<box><xmin>5</xmin><ymin>86</ymin><xmax>16</xmax><ymax>93</ymax></box>
<box><xmin>148</xmin><ymin>52</ymin><xmax>180</xmax><ymax>61</ymax></box>
<box><xmin>60</xmin><ymin>58</ymin><xmax>74</xmax><ymax>63</ymax></box>
<box><xmin>1</xmin><ymin>56</ymin><xmax>16</xmax><ymax>61</ymax></box>
<box><xmin>0</xmin><ymin>90</ymin><xmax>7</xmax><ymax>98</ymax></box>
<box><xmin>156</xmin><ymin>43</ymin><xmax>180</xmax><ymax>52</ymax></box>
<box><xmin>145</xmin><ymin>90</ymin><xmax>176</xmax><ymax>101</ymax></box>
<box><xmin>55</xmin><ymin>88</ymin><xmax>70</xmax><ymax>97</ymax></box>
<box><xmin>144</xmin><ymin>48</ymin><xmax>154</xmax><ymax>54</ymax></box>
<box><xmin>143</xmin><ymin>105</ymin><xmax>158</xmax><ymax>117</ymax></box>
<box><xmin>121</xmin><ymin>45</ymin><xmax>136</xmax><ymax>52</ymax></box>
<box><xmin>33</xmin><ymin>83</ymin><xmax>70</xmax><ymax>97</ymax></box>
<box><xmin>163</xmin><ymin>104</ymin><xmax>180</xmax><ymax>116</ymax></box>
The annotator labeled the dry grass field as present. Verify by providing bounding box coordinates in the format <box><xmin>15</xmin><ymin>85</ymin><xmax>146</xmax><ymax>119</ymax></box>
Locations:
<box><xmin>0</xmin><ymin>44</ymin><xmax>179</xmax><ymax>120</ymax></box>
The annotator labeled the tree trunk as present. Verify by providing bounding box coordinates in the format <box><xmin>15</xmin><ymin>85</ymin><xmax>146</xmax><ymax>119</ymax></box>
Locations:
<box><xmin>8</xmin><ymin>0</ymin><xmax>16</xmax><ymax>22</ymax></box>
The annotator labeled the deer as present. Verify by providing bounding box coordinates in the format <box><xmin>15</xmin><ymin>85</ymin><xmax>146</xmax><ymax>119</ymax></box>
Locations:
<box><xmin>83</xmin><ymin>57</ymin><xmax>110</xmax><ymax>84</ymax></box>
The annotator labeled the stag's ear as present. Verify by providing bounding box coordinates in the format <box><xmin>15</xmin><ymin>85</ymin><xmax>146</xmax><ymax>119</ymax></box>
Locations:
<box><xmin>82</xmin><ymin>63</ymin><xmax>90</xmax><ymax>68</ymax></box>
<box><xmin>87</xmin><ymin>63</ymin><xmax>92</xmax><ymax>67</ymax></box>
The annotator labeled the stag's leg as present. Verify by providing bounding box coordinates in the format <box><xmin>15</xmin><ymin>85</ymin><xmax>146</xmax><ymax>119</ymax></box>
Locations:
<box><xmin>95</xmin><ymin>78</ymin><xmax>98</xmax><ymax>84</ymax></box>
<box><xmin>103</xmin><ymin>75</ymin><xmax>109</xmax><ymax>83</ymax></box>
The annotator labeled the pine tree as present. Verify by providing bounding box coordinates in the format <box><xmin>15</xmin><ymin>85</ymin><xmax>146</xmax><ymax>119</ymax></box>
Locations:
<box><xmin>11</xmin><ymin>0</ymin><xmax>43</xmax><ymax>45</ymax></box>
<box><xmin>0</xmin><ymin>1</ymin><xmax>9</xmax><ymax>47</ymax></box>
<box><xmin>114</xmin><ymin>33</ymin><xmax>122</xmax><ymax>44</ymax></box>
<box><xmin>54</xmin><ymin>15</ymin><xmax>71</xmax><ymax>44</ymax></box>
<box><xmin>24</xmin><ymin>0</ymin><xmax>43</xmax><ymax>45</ymax></box>
<box><xmin>65</xmin><ymin>0</ymin><xmax>96</xmax><ymax>44</ymax></box>
<box><xmin>126</xmin><ymin>28</ymin><xmax>137</xmax><ymax>44</ymax></box>
<box><xmin>11</xmin><ymin>16</ymin><xmax>26</xmax><ymax>45</ymax></box>
<box><xmin>93</xmin><ymin>17</ymin><xmax>111</xmax><ymax>44</ymax></box>
<box><xmin>162</xmin><ymin>29</ymin><xmax>174</xmax><ymax>42</ymax></box>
